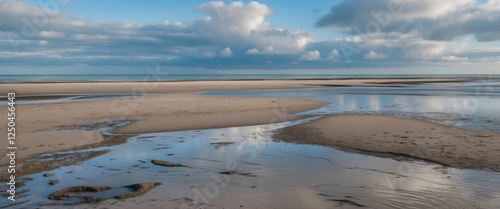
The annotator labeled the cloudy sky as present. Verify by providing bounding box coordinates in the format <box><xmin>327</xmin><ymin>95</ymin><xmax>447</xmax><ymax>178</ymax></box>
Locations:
<box><xmin>1</xmin><ymin>0</ymin><xmax>500</xmax><ymax>74</ymax></box>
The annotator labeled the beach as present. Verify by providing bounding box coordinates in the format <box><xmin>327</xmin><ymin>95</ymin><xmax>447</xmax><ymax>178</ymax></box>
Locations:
<box><xmin>0</xmin><ymin>78</ymin><xmax>473</xmax><ymax>160</ymax></box>
<box><xmin>1</xmin><ymin>78</ymin><xmax>500</xmax><ymax>208</ymax></box>
<box><xmin>4</xmin><ymin>0</ymin><xmax>500</xmax><ymax>207</ymax></box>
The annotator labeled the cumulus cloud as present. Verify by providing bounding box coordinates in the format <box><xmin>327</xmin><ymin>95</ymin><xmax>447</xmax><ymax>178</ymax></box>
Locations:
<box><xmin>442</xmin><ymin>56</ymin><xmax>469</xmax><ymax>61</ymax></box>
<box><xmin>316</xmin><ymin>0</ymin><xmax>500</xmax><ymax>42</ymax></box>
<box><xmin>0</xmin><ymin>0</ymin><xmax>315</xmax><ymax>71</ymax></box>
<box><xmin>364</xmin><ymin>50</ymin><xmax>386</xmax><ymax>59</ymax></box>
<box><xmin>310</xmin><ymin>0</ymin><xmax>500</xmax><ymax>65</ymax></box>
<box><xmin>38</xmin><ymin>40</ymin><xmax>48</xmax><ymax>46</ymax></box>
<box><xmin>246</xmin><ymin>48</ymin><xmax>259</xmax><ymax>54</ymax></box>
<box><xmin>201</xmin><ymin>51</ymin><xmax>216</xmax><ymax>59</ymax></box>
<box><xmin>71</xmin><ymin>34</ymin><xmax>108</xmax><ymax>41</ymax></box>
<box><xmin>245</xmin><ymin>45</ymin><xmax>275</xmax><ymax>54</ymax></box>
<box><xmin>1</xmin><ymin>0</ymin><xmax>499</xmax><ymax>72</ymax></box>
<box><xmin>327</xmin><ymin>49</ymin><xmax>340</xmax><ymax>61</ymax></box>
<box><xmin>300</xmin><ymin>50</ymin><xmax>321</xmax><ymax>61</ymax></box>
<box><xmin>263</xmin><ymin>45</ymin><xmax>274</xmax><ymax>52</ymax></box>
<box><xmin>39</xmin><ymin>31</ymin><xmax>66</xmax><ymax>38</ymax></box>
<box><xmin>196</xmin><ymin>1</ymin><xmax>273</xmax><ymax>35</ymax></box>
<box><xmin>195</xmin><ymin>1</ymin><xmax>311</xmax><ymax>52</ymax></box>
<box><xmin>219</xmin><ymin>47</ymin><xmax>233</xmax><ymax>57</ymax></box>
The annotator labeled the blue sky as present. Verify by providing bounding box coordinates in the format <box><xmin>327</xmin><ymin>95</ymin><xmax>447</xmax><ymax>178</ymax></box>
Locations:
<box><xmin>39</xmin><ymin>0</ymin><xmax>337</xmax><ymax>34</ymax></box>
<box><xmin>1</xmin><ymin>0</ymin><xmax>500</xmax><ymax>74</ymax></box>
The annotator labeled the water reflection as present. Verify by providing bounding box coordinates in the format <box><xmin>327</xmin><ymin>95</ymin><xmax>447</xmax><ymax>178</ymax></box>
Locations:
<box><xmin>202</xmin><ymin>80</ymin><xmax>500</xmax><ymax>131</ymax></box>
<box><xmin>4</xmin><ymin>121</ymin><xmax>500</xmax><ymax>208</ymax></box>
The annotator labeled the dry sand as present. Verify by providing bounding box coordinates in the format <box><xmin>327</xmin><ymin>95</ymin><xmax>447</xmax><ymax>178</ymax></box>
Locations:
<box><xmin>274</xmin><ymin>114</ymin><xmax>500</xmax><ymax>171</ymax></box>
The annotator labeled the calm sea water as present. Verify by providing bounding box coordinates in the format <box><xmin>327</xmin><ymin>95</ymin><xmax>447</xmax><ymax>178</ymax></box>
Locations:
<box><xmin>1</xmin><ymin>74</ymin><xmax>500</xmax><ymax>83</ymax></box>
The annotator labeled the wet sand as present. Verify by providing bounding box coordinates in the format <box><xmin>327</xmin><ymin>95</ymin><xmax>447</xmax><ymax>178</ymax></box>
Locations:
<box><xmin>274</xmin><ymin>114</ymin><xmax>500</xmax><ymax>171</ymax></box>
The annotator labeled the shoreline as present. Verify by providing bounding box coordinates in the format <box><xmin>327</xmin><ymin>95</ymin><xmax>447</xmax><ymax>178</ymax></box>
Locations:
<box><xmin>0</xmin><ymin>78</ymin><xmax>480</xmax><ymax>95</ymax></box>
<box><xmin>274</xmin><ymin>114</ymin><xmax>500</xmax><ymax>172</ymax></box>
<box><xmin>0</xmin><ymin>76</ymin><xmax>485</xmax><ymax>84</ymax></box>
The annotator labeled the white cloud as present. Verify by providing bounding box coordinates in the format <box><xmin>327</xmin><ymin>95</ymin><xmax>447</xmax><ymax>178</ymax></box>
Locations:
<box><xmin>71</xmin><ymin>34</ymin><xmax>109</xmax><ymax>41</ymax></box>
<box><xmin>317</xmin><ymin>0</ymin><xmax>500</xmax><ymax>42</ymax></box>
<box><xmin>1</xmin><ymin>0</ymin><xmax>500</xmax><ymax>71</ymax></box>
<box><xmin>327</xmin><ymin>49</ymin><xmax>340</xmax><ymax>61</ymax></box>
<box><xmin>195</xmin><ymin>1</ymin><xmax>311</xmax><ymax>53</ymax></box>
<box><xmin>39</xmin><ymin>31</ymin><xmax>66</xmax><ymax>38</ymax></box>
<box><xmin>484</xmin><ymin>0</ymin><xmax>500</xmax><ymax>9</ymax></box>
<box><xmin>0</xmin><ymin>0</ymin><xmax>314</xmax><ymax>67</ymax></box>
<box><xmin>173</xmin><ymin>21</ymin><xmax>189</xmax><ymax>27</ymax></box>
<box><xmin>245</xmin><ymin>45</ymin><xmax>275</xmax><ymax>55</ymax></box>
<box><xmin>219</xmin><ymin>47</ymin><xmax>233</xmax><ymax>57</ymax></box>
<box><xmin>38</xmin><ymin>40</ymin><xmax>48</xmax><ymax>46</ymax></box>
<box><xmin>196</xmin><ymin>1</ymin><xmax>273</xmax><ymax>33</ymax></box>
<box><xmin>263</xmin><ymin>45</ymin><xmax>274</xmax><ymax>52</ymax></box>
<box><xmin>300</xmin><ymin>50</ymin><xmax>321</xmax><ymax>61</ymax></box>
<box><xmin>364</xmin><ymin>50</ymin><xmax>386</xmax><ymax>59</ymax></box>
<box><xmin>442</xmin><ymin>56</ymin><xmax>469</xmax><ymax>61</ymax></box>
<box><xmin>201</xmin><ymin>51</ymin><xmax>216</xmax><ymax>59</ymax></box>
<box><xmin>246</xmin><ymin>48</ymin><xmax>259</xmax><ymax>54</ymax></box>
<box><xmin>345</xmin><ymin>36</ymin><xmax>362</xmax><ymax>43</ymax></box>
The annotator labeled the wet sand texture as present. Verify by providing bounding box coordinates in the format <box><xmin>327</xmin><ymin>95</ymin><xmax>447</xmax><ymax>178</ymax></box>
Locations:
<box><xmin>274</xmin><ymin>114</ymin><xmax>500</xmax><ymax>171</ymax></box>
<box><xmin>48</xmin><ymin>182</ymin><xmax>161</xmax><ymax>205</ymax></box>
<box><xmin>151</xmin><ymin>159</ymin><xmax>188</xmax><ymax>167</ymax></box>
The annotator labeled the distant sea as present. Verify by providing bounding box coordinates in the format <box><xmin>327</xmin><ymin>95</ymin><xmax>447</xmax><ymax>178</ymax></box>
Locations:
<box><xmin>1</xmin><ymin>74</ymin><xmax>500</xmax><ymax>83</ymax></box>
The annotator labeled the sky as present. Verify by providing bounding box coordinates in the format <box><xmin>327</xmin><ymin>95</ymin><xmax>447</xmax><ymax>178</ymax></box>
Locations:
<box><xmin>1</xmin><ymin>0</ymin><xmax>500</xmax><ymax>74</ymax></box>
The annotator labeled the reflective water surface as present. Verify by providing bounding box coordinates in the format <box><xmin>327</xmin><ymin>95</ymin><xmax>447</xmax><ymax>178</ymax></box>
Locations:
<box><xmin>201</xmin><ymin>80</ymin><xmax>500</xmax><ymax>132</ymax></box>
<box><xmin>5</xmin><ymin>122</ymin><xmax>500</xmax><ymax>208</ymax></box>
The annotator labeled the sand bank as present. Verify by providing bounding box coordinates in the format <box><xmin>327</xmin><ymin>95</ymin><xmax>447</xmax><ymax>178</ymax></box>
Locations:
<box><xmin>274</xmin><ymin>114</ymin><xmax>500</xmax><ymax>171</ymax></box>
